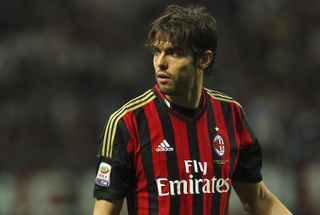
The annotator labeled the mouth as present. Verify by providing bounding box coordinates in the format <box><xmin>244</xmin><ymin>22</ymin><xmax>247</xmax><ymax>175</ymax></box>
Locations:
<box><xmin>157</xmin><ymin>72</ymin><xmax>171</xmax><ymax>84</ymax></box>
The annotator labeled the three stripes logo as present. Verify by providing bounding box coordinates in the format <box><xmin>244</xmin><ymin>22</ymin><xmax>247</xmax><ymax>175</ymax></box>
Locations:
<box><xmin>101</xmin><ymin>90</ymin><xmax>156</xmax><ymax>158</ymax></box>
<box><xmin>156</xmin><ymin>139</ymin><xmax>174</xmax><ymax>152</ymax></box>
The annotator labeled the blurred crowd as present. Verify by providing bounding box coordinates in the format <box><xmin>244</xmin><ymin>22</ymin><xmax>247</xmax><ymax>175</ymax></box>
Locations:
<box><xmin>0</xmin><ymin>0</ymin><xmax>319</xmax><ymax>214</ymax></box>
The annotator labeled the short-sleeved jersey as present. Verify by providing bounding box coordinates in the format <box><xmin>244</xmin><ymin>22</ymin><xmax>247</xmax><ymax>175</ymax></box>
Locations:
<box><xmin>94</xmin><ymin>85</ymin><xmax>262</xmax><ymax>215</ymax></box>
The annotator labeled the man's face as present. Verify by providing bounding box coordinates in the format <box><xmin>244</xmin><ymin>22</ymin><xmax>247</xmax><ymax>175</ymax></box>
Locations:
<box><xmin>152</xmin><ymin>40</ymin><xmax>200</xmax><ymax>95</ymax></box>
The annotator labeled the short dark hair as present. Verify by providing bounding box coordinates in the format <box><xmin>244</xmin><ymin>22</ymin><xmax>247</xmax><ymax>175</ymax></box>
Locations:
<box><xmin>147</xmin><ymin>5</ymin><xmax>218</xmax><ymax>69</ymax></box>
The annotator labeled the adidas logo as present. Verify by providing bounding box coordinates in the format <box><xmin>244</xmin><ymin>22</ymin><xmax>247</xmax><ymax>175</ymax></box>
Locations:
<box><xmin>156</xmin><ymin>139</ymin><xmax>174</xmax><ymax>152</ymax></box>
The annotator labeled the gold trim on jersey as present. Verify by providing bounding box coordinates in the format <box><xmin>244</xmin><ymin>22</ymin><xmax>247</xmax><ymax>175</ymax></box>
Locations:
<box><xmin>204</xmin><ymin>88</ymin><xmax>242</xmax><ymax>108</ymax></box>
<box><xmin>102</xmin><ymin>90</ymin><xmax>156</xmax><ymax>158</ymax></box>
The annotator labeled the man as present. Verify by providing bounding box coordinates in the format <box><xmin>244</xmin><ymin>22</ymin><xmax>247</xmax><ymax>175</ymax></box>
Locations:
<box><xmin>93</xmin><ymin>5</ymin><xmax>292</xmax><ymax>215</ymax></box>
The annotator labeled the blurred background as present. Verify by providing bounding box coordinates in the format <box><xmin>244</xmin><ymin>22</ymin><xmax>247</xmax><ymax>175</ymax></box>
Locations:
<box><xmin>0</xmin><ymin>0</ymin><xmax>319</xmax><ymax>214</ymax></box>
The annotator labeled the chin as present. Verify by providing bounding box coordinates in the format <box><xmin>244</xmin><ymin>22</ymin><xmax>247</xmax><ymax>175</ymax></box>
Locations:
<box><xmin>158</xmin><ymin>84</ymin><xmax>175</xmax><ymax>95</ymax></box>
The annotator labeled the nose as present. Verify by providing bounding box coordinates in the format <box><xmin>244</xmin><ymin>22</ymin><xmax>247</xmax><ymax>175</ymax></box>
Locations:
<box><xmin>155</xmin><ymin>53</ymin><xmax>168</xmax><ymax>71</ymax></box>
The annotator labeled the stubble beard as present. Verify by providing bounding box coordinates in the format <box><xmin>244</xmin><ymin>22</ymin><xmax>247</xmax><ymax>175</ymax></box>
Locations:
<box><xmin>157</xmin><ymin>82</ymin><xmax>177</xmax><ymax>95</ymax></box>
<box><xmin>157</xmin><ymin>76</ymin><xmax>193</xmax><ymax>97</ymax></box>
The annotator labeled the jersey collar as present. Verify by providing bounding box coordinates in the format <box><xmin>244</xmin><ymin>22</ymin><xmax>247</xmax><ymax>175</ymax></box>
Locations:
<box><xmin>152</xmin><ymin>84</ymin><xmax>207</xmax><ymax>122</ymax></box>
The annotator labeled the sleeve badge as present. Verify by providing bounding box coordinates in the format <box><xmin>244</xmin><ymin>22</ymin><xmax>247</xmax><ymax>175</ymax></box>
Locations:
<box><xmin>95</xmin><ymin>162</ymin><xmax>112</xmax><ymax>187</ymax></box>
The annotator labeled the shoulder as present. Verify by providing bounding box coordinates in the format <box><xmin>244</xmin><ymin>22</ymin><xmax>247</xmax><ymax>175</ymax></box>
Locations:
<box><xmin>204</xmin><ymin>88</ymin><xmax>242</xmax><ymax>108</ymax></box>
<box><xmin>109</xmin><ymin>88</ymin><xmax>156</xmax><ymax>121</ymax></box>
<box><xmin>101</xmin><ymin>89</ymin><xmax>156</xmax><ymax>158</ymax></box>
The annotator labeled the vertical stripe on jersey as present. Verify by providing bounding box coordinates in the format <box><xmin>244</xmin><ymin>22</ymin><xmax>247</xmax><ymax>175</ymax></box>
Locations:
<box><xmin>134</xmin><ymin>108</ymin><xmax>158</xmax><ymax>214</ymax></box>
<box><xmin>186</xmin><ymin>123</ymin><xmax>203</xmax><ymax>215</ymax></box>
<box><xmin>169</xmin><ymin>114</ymin><xmax>192</xmax><ymax>215</ymax></box>
<box><xmin>144</xmin><ymin>101</ymin><xmax>170</xmax><ymax>215</ymax></box>
<box><xmin>132</xmin><ymin>153</ymin><xmax>146</xmax><ymax>215</ymax></box>
<box><xmin>230</xmin><ymin>106</ymin><xmax>241</xmax><ymax>175</ymax></box>
<box><xmin>220</xmin><ymin>102</ymin><xmax>238</xmax><ymax>215</ymax></box>
<box><xmin>122</xmin><ymin>114</ymin><xmax>140</xmax><ymax>215</ymax></box>
<box><xmin>154</xmin><ymin>99</ymin><xmax>180</xmax><ymax>215</ymax></box>
<box><xmin>211</xmin><ymin>99</ymin><xmax>231</xmax><ymax>215</ymax></box>
<box><xmin>220</xmin><ymin>102</ymin><xmax>238</xmax><ymax>178</ymax></box>
<box><xmin>206</xmin><ymin>95</ymin><xmax>221</xmax><ymax>215</ymax></box>
<box><xmin>196</xmin><ymin>110</ymin><xmax>214</xmax><ymax>214</ymax></box>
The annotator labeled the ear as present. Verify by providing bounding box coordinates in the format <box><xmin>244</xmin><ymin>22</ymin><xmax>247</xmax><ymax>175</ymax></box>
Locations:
<box><xmin>198</xmin><ymin>50</ymin><xmax>213</xmax><ymax>70</ymax></box>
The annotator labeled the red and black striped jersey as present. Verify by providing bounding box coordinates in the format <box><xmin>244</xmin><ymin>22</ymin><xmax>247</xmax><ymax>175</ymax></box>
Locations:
<box><xmin>94</xmin><ymin>85</ymin><xmax>262</xmax><ymax>215</ymax></box>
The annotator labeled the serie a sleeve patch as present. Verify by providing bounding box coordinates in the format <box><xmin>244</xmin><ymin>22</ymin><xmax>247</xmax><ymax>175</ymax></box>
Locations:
<box><xmin>95</xmin><ymin>162</ymin><xmax>112</xmax><ymax>187</ymax></box>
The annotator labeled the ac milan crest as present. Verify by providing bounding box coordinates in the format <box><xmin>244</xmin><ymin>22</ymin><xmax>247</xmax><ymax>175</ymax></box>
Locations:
<box><xmin>213</xmin><ymin>134</ymin><xmax>225</xmax><ymax>157</ymax></box>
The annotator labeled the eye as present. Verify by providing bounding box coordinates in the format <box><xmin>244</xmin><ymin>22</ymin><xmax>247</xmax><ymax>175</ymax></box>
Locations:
<box><xmin>168</xmin><ymin>49</ymin><xmax>182</xmax><ymax>57</ymax></box>
<box><xmin>171</xmin><ymin>51</ymin><xmax>179</xmax><ymax>57</ymax></box>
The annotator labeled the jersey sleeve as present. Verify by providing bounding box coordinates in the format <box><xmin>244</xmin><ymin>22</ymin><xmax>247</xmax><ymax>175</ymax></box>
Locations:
<box><xmin>93</xmin><ymin>117</ymin><xmax>134</xmax><ymax>201</ymax></box>
<box><xmin>232</xmin><ymin>107</ymin><xmax>263</xmax><ymax>183</ymax></box>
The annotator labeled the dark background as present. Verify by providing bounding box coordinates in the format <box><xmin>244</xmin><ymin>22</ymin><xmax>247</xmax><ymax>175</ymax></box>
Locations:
<box><xmin>0</xmin><ymin>0</ymin><xmax>319</xmax><ymax>214</ymax></box>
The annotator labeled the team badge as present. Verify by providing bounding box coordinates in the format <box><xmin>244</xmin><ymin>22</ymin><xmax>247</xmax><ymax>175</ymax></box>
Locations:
<box><xmin>95</xmin><ymin>162</ymin><xmax>112</xmax><ymax>187</ymax></box>
<box><xmin>213</xmin><ymin>134</ymin><xmax>225</xmax><ymax>157</ymax></box>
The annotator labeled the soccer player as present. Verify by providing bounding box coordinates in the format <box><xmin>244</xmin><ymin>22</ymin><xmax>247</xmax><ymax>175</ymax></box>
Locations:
<box><xmin>93</xmin><ymin>5</ymin><xmax>292</xmax><ymax>215</ymax></box>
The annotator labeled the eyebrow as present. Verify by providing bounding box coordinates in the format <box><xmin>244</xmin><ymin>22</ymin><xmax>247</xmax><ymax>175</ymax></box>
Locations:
<box><xmin>151</xmin><ymin>45</ymin><xmax>183</xmax><ymax>52</ymax></box>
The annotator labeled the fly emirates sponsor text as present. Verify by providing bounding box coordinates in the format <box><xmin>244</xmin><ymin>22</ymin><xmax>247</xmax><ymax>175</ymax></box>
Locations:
<box><xmin>155</xmin><ymin>160</ymin><xmax>231</xmax><ymax>196</ymax></box>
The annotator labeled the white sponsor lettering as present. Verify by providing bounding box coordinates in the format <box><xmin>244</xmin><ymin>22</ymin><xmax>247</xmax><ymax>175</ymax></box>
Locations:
<box><xmin>169</xmin><ymin>180</ymin><xmax>188</xmax><ymax>195</ymax></box>
<box><xmin>156</xmin><ymin>178</ymin><xmax>169</xmax><ymax>196</ymax></box>
<box><xmin>184</xmin><ymin>160</ymin><xmax>208</xmax><ymax>175</ymax></box>
<box><xmin>156</xmin><ymin>159</ymin><xmax>230</xmax><ymax>196</ymax></box>
<box><xmin>156</xmin><ymin>176</ymin><xmax>230</xmax><ymax>196</ymax></box>
<box><xmin>198</xmin><ymin>162</ymin><xmax>207</xmax><ymax>175</ymax></box>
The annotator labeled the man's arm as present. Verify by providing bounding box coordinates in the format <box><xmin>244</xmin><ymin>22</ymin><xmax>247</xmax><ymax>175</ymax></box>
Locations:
<box><xmin>93</xmin><ymin>198</ymin><xmax>124</xmax><ymax>215</ymax></box>
<box><xmin>233</xmin><ymin>181</ymin><xmax>292</xmax><ymax>215</ymax></box>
